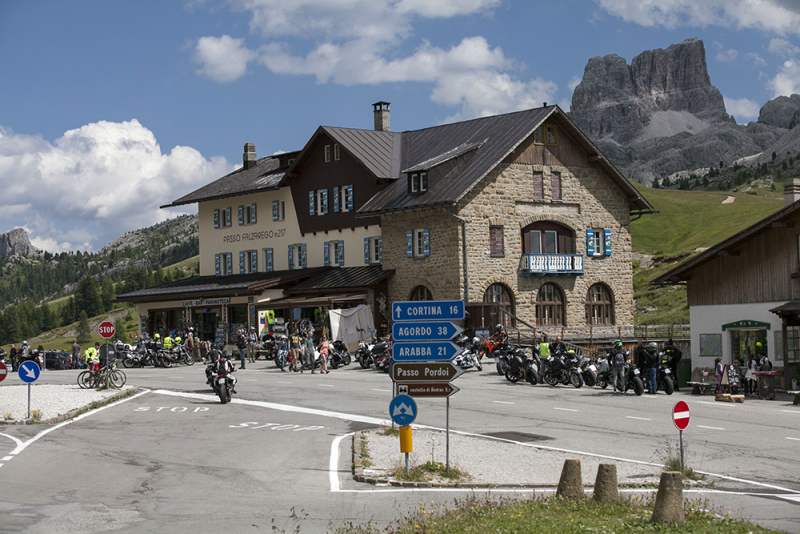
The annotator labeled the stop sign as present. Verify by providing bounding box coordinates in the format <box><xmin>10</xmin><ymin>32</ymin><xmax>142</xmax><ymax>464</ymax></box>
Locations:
<box><xmin>672</xmin><ymin>400</ymin><xmax>690</xmax><ymax>430</ymax></box>
<box><xmin>0</xmin><ymin>361</ymin><xmax>7</xmax><ymax>383</ymax></box>
<box><xmin>99</xmin><ymin>321</ymin><xmax>116</xmax><ymax>339</ymax></box>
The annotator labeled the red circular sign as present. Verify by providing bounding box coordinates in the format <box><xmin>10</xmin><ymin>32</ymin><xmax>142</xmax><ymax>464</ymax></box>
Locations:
<box><xmin>0</xmin><ymin>361</ymin><xmax>7</xmax><ymax>383</ymax></box>
<box><xmin>672</xmin><ymin>400</ymin><xmax>690</xmax><ymax>430</ymax></box>
<box><xmin>98</xmin><ymin>321</ymin><xmax>116</xmax><ymax>339</ymax></box>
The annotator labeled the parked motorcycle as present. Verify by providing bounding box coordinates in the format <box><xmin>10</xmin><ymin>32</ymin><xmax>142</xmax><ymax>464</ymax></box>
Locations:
<box><xmin>452</xmin><ymin>335</ymin><xmax>482</xmax><ymax>371</ymax></box>
<box><xmin>543</xmin><ymin>350</ymin><xmax>583</xmax><ymax>388</ymax></box>
<box><xmin>328</xmin><ymin>340</ymin><xmax>352</xmax><ymax>369</ymax></box>
<box><xmin>579</xmin><ymin>355</ymin><xmax>597</xmax><ymax>387</ymax></box>
<box><xmin>625</xmin><ymin>362</ymin><xmax>645</xmax><ymax>396</ymax></box>
<box><xmin>356</xmin><ymin>337</ymin><xmax>388</xmax><ymax>369</ymax></box>
<box><xmin>504</xmin><ymin>346</ymin><xmax>539</xmax><ymax>385</ymax></box>
<box><xmin>657</xmin><ymin>352</ymin><xmax>675</xmax><ymax>395</ymax></box>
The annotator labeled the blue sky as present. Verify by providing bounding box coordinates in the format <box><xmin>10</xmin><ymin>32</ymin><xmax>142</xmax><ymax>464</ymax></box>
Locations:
<box><xmin>1</xmin><ymin>0</ymin><xmax>800</xmax><ymax>252</ymax></box>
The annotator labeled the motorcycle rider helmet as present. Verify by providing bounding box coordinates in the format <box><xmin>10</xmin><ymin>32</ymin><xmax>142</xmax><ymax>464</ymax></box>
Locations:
<box><xmin>495</xmin><ymin>324</ymin><xmax>503</xmax><ymax>332</ymax></box>
<box><xmin>154</xmin><ymin>333</ymin><xmax>160</xmax><ymax>339</ymax></box>
<box><xmin>22</xmin><ymin>340</ymin><xmax>28</xmax><ymax>346</ymax></box>
<box><xmin>613</xmin><ymin>339</ymin><xmax>622</xmax><ymax>348</ymax></box>
<box><xmin>647</xmin><ymin>341</ymin><xmax>658</xmax><ymax>352</ymax></box>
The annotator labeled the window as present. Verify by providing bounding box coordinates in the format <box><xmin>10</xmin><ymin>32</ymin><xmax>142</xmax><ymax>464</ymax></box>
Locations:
<box><xmin>365</xmin><ymin>236</ymin><xmax>382</xmax><ymax>264</ymax></box>
<box><xmin>522</xmin><ymin>222</ymin><xmax>573</xmax><ymax>255</ymax></box>
<box><xmin>316</xmin><ymin>189</ymin><xmax>328</xmax><ymax>215</ymax></box>
<box><xmin>408</xmin><ymin>228</ymin><xmax>430</xmax><ymax>257</ymax></box>
<box><xmin>287</xmin><ymin>158</ymin><xmax>295</xmax><ymax>166</ymax></box>
<box><xmin>545</xmin><ymin>124</ymin><xmax>558</xmax><ymax>145</ymax></box>
<box><xmin>410</xmin><ymin>285</ymin><xmax>432</xmax><ymax>301</ymax></box>
<box><xmin>533</xmin><ymin>126</ymin><xmax>543</xmax><ymax>145</ymax></box>
<box><xmin>334</xmin><ymin>143</ymin><xmax>340</xmax><ymax>161</ymax></box>
<box><xmin>586</xmin><ymin>229</ymin><xmax>612</xmax><ymax>256</ymax></box>
<box><xmin>324</xmin><ymin>145</ymin><xmax>331</xmax><ymax>162</ymax></box>
<box><xmin>410</xmin><ymin>172</ymin><xmax>428</xmax><ymax>194</ymax></box>
<box><xmin>239</xmin><ymin>204</ymin><xmax>257</xmax><ymax>225</ymax></box>
<box><xmin>240</xmin><ymin>249</ymin><xmax>258</xmax><ymax>274</ymax></box>
<box><xmin>272</xmin><ymin>200</ymin><xmax>285</xmax><ymax>221</ymax></box>
<box><xmin>220</xmin><ymin>207</ymin><xmax>232</xmax><ymax>228</ymax></box>
<box><xmin>489</xmin><ymin>226</ymin><xmax>504</xmax><ymax>256</ymax></box>
<box><xmin>483</xmin><ymin>283</ymin><xmax>515</xmax><ymax>327</ymax></box>
<box><xmin>536</xmin><ymin>283</ymin><xmax>565</xmax><ymax>326</ymax></box>
<box><xmin>551</xmin><ymin>172</ymin><xmax>561</xmax><ymax>200</ymax></box>
<box><xmin>289</xmin><ymin>243</ymin><xmax>306</xmax><ymax>269</ymax></box>
<box><xmin>264</xmin><ymin>248</ymin><xmax>274</xmax><ymax>272</ymax></box>
<box><xmin>533</xmin><ymin>171</ymin><xmax>543</xmax><ymax>200</ymax></box>
<box><xmin>325</xmin><ymin>240</ymin><xmax>345</xmax><ymax>266</ymax></box>
<box><xmin>334</xmin><ymin>185</ymin><xmax>353</xmax><ymax>212</ymax></box>
<box><xmin>215</xmin><ymin>252</ymin><xmax>233</xmax><ymax>277</ymax></box>
<box><xmin>585</xmin><ymin>284</ymin><xmax>614</xmax><ymax>325</ymax></box>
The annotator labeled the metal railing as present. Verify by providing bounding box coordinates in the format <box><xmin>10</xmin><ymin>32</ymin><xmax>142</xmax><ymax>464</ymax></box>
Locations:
<box><xmin>520</xmin><ymin>253</ymin><xmax>584</xmax><ymax>275</ymax></box>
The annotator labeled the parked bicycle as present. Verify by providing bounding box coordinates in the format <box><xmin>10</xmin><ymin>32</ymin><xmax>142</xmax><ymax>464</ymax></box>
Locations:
<box><xmin>77</xmin><ymin>360</ymin><xmax>126</xmax><ymax>389</ymax></box>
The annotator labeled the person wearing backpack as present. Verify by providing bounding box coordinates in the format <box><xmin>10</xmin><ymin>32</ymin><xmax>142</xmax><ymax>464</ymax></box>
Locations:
<box><xmin>663</xmin><ymin>339</ymin><xmax>682</xmax><ymax>391</ymax></box>
<box><xmin>609</xmin><ymin>340</ymin><xmax>627</xmax><ymax>394</ymax></box>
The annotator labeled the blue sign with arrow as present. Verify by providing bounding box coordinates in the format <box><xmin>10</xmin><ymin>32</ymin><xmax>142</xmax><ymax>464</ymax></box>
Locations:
<box><xmin>18</xmin><ymin>361</ymin><xmax>40</xmax><ymax>383</ymax></box>
<box><xmin>389</xmin><ymin>394</ymin><xmax>417</xmax><ymax>426</ymax></box>
<box><xmin>393</xmin><ymin>300</ymin><xmax>464</xmax><ymax>322</ymax></box>
<box><xmin>392</xmin><ymin>341</ymin><xmax>461</xmax><ymax>362</ymax></box>
<box><xmin>392</xmin><ymin>321</ymin><xmax>464</xmax><ymax>342</ymax></box>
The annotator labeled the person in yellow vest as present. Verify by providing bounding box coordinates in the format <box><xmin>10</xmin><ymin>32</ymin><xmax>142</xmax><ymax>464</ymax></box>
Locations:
<box><xmin>163</xmin><ymin>335</ymin><xmax>174</xmax><ymax>350</ymax></box>
<box><xmin>85</xmin><ymin>342</ymin><xmax>101</xmax><ymax>372</ymax></box>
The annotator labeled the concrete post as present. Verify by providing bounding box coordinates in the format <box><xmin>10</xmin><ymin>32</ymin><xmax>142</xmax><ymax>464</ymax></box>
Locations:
<box><xmin>651</xmin><ymin>471</ymin><xmax>684</xmax><ymax>524</ymax></box>
<box><xmin>556</xmin><ymin>459</ymin><xmax>582</xmax><ymax>499</ymax></box>
<box><xmin>593</xmin><ymin>463</ymin><xmax>619</xmax><ymax>502</ymax></box>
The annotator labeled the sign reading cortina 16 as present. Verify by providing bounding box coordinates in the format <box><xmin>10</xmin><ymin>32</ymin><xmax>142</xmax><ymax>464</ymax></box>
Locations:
<box><xmin>392</xmin><ymin>300</ymin><xmax>464</xmax><ymax>322</ymax></box>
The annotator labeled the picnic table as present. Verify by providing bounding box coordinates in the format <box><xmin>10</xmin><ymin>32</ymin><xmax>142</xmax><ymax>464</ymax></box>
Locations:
<box><xmin>687</xmin><ymin>381</ymin><xmax>714</xmax><ymax>395</ymax></box>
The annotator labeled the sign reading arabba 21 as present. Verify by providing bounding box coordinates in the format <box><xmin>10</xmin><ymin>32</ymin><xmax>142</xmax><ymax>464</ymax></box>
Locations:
<box><xmin>392</xmin><ymin>300</ymin><xmax>465</xmax><ymax>322</ymax></box>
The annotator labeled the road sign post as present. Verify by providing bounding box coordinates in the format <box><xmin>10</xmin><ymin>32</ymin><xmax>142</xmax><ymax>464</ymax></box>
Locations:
<box><xmin>18</xmin><ymin>361</ymin><xmax>40</xmax><ymax>419</ymax></box>
<box><xmin>672</xmin><ymin>401</ymin><xmax>690</xmax><ymax>474</ymax></box>
<box><xmin>99</xmin><ymin>321</ymin><xmax>115</xmax><ymax>389</ymax></box>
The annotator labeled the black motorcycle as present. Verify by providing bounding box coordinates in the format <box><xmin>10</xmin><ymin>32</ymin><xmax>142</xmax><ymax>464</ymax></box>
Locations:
<box><xmin>579</xmin><ymin>355</ymin><xmax>597</xmax><ymax>387</ymax></box>
<box><xmin>657</xmin><ymin>352</ymin><xmax>675</xmax><ymax>395</ymax></box>
<box><xmin>543</xmin><ymin>350</ymin><xmax>583</xmax><ymax>388</ymax></box>
<box><xmin>206</xmin><ymin>350</ymin><xmax>236</xmax><ymax>404</ymax></box>
<box><xmin>356</xmin><ymin>337</ymin><xmax>388</xmax><ymax>369</ymax></box>
<box><xmin>504</xmin><ymin>346</ymin><xmax>540</xmax><ymax>385</ymax></box>
<box><xmin>625</xmin><ymin>363</ymin><xmax>645</xmax><ymax>396</ymax></box>
<box><xmin>328</xmin><ymin>340</ymin><xmax>352</xmax><ymax>369</ymax></box>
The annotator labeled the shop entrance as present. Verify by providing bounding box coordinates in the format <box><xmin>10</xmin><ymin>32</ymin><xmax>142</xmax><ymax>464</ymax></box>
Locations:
<box><xmin>193</xmin><ymin>310</ymin><xmax>219</xmax><ymax>342</ymax></box>
<box><xmin>730</xmin><ymin>329</ymin><xmax>767</xmax><ymax>365</ymax></box>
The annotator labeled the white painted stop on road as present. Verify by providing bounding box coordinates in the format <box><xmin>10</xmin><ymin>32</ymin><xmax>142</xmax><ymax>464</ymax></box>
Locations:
<box><xmin>99</xmin><ymin>321</ymin><xmax>116</xmax><ymax>339</ymax></box>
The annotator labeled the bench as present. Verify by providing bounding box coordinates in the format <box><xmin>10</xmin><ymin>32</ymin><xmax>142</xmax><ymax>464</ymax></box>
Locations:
<box><xmin>687</xmin><ymin>382</ymin><xmax>714</xmax><ymax>395</ymax></box>
<box><xmin>789</xmin><ymin>390</ymin><xmax>800</xmax><ymax>405</ymax></box>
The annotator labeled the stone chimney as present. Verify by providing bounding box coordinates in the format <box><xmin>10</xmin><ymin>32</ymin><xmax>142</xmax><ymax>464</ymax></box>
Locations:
<box><xmin>243</xmin><ymin>143</ymin><xmax>257</xmax><ymax>170</ymax></box>
<box><xmin>785</xmin><ymin>178</ymin><xmax>800</xmax><ymax>207</ymax></box>
<box><xmin>373</xmin><ymin>101</ymin><xmax>390</xmax><ymax>132</ymax></box>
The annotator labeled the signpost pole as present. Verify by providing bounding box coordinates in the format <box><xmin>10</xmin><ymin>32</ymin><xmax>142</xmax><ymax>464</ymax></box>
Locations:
<box><xmin>27</xmin><ymin>383</ymin><xmax>31</xmax><ymax>419</ymax></box>
<box><xmin>680</xmin><ymin>429</ymin><xmax>684</xmax><ymax>475</ymax></box>
<box><xmin>446</xmin><ymin>397</ymin><xmax>450</xmax><ymax>474</ymax></box>
<box><xmin>105</xmin><ymin>339</ymin><xmax>110</xmax><ymax>390</ymax></box>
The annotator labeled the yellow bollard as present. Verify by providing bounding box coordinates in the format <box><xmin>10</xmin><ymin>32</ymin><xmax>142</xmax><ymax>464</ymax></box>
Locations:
<box><xmin>399</xmin><ymin>425</ymin><xmax>413</xmax><ymax>453</ymax></box>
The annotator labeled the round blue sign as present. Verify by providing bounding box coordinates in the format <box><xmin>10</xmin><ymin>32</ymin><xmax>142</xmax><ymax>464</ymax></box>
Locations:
<box><xmin>18</xmin><ymin>360</ymin><xmax>40</xmax><ymax>383</ymax></box>
<box><xmin>389</xmin><ymin>394</ymin><xmax>417</xmax><ymax>426</ymax></box>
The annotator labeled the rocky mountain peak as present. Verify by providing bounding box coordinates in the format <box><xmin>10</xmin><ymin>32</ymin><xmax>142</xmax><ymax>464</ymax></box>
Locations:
<box><xmin>0</xmin><ymin>227</ymin><xmax>35</xmax><ymax>257</ymax></box>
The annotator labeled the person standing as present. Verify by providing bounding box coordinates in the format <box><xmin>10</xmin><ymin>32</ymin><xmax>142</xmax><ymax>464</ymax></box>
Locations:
<box><xmin>302</xmin><ymin>332</ymin><xmax>315</xmax><ymax>374</ymax></box>
<box><xmin>609</xmin><ymin>340</ymin><xmax>627</xmax><ymax>394</ymax></box>
<box><xmin>745</xmin><ymin>356</ymin><xmax>758</xmax><ymax>397</ymax></box>
<box><xmin>9</xmin><ymin>344</ymin><xmax>17</xmax><ymax>372</ymax></box>
<box><xmin>85</xmin><ymin>342</ymin><xmax>100</xmax><ymax>372</ymax></box>
<box><xmin>71</xmin><ymin>340</ymin><xmax>81</xmax><ymax>370</ymax></box>
<box><xmin>318</xmin><ymin>335</ymin><xmax>330</xmax><ymax>374</ymax></box>
<box><xmin>549</xmin><ymin>335</ymin><xmax>566</xmax><ymax>356</ymax></box>
<box><xmin>277</xmin><ymin>335</ymin><xmax>288</xmax><ymax>372</ymax></box>
<box><xmin>714</xmin><ymin>357</ymin><xmax>724</xmax><ymax>393</ymax></box>
<box><xmin>235</xmin><ymin>328</ymin><xmax>247</xmax><ymax>370</ymax></box>
<box><xmin>644</xmin><ymin>342</ymin><xmax>659</xmax><ymax>394</ymax></box>
<box><xmin>20</xmin><ymin>341</ymin><xmax>31</xmax><ymax>366</ymax></box>
<box><xmin>247</xmin><ymin>327</ymin><xmax>258</xmax><ymax>364</ymax></box>
<box><xmin>289</xmin><ymin>329</ymin><xmax>301</xmax><ymax>372</ymax></box>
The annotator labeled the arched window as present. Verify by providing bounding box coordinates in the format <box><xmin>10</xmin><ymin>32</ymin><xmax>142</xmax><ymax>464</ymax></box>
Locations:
<box><xmin>409</xmin><ymin>285</ymin><xmax>432</xmax><ymax>301</ymax></box>
<box><xmin>536</xmin><ymin>283</ymin><xmax>565</xmax><ymax>326</ymax></box>
<box><xmin>585</xmin><ymin>283</ymin><xmax>614</xmax><ymax>325</ymax></box>
<box><xmin>521</xmin><ymin>221</ymin><xmax>574</xmax><ymax>254</ymax></box>
<box><xmin>483</xmin><ymin>283</ymin><xmax>515</xmax><ymax>327</ymax></box>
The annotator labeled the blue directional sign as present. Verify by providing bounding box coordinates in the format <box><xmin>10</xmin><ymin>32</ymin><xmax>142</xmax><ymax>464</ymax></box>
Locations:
<box><xmin>389</xmin><ymin>394</ymin><xmax>417</xmax><ymax>426</ymax></box>
<box><xmin>393</xmin><ymin>300</ymin><xmax>465</xmax><ymax>322</ymax></box>
<box><xmin>392</xmin><ymin>341</ymin><xmax>461</xmax><ymax>362</ymax></box>
<box><xmin>392</xmin><ymin>321</ymin><xmax>464</xmax><ymax>342</ymax></box>
<box><xmin>18</xmin><ymin>361</ymin><xmax>40</xmax><ymax>383</ymax></box>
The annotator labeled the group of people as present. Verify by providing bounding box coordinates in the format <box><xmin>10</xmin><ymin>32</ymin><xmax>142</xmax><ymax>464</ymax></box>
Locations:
<box><xmin>714</xmin><ymin>345</ymin><xmax>771</xmax><ymax>397</ymax></box>
<box><xmin>5</xmin><ymin>341</ymin><xmax>33</xmax><ymax>372</ymax></box>
<box><xmin>284</xmin><ymin>329</ymin><xmax>331</xmax><ymax>374</ymax></box>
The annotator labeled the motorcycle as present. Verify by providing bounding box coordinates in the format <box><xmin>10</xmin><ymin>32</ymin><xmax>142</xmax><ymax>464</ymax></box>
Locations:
<box><xmin>258</xmin><ymin>335</ymin><xmax>278</xmax><ymax>360</ymax></box>
<box><xmin>579</xmin><ymin>355</ymin><xmax>597</xmax><ymax>387</ymax></box>
<box><xmin>216</xmin><ymin>353</ymin><xmax>237</xmax><ymax>404</ymax></box>
<box><xmin>452</xmin><ymin>335</ymin><xmax>482</xmax><ymax>371</ymax></box>
<box><xmin>657</xmin><ymin>352</ymin><xmax>675</xmax><ymax>395</ymax></box>
<box><xmin>356</xmin><ymin>337</ymin><xmax>388</xmax><ymax>369</ymax></box>
<box><xmin>328</xmin><ymin>340</ymin><xmax>352</xmax><ymax>369</ymax></box>
<box><xmin>504</xmin><ymin>346</ymin><xmax>539</xmax><ymax>385</ymax></box>
<box><xmin>625</xmin><ymin>362</ymin><xmax>645</xmax><ymax>396</ymax></box>
<box><xmin>543</xmin><ymin>350</ymin><xmax>583</xmax><ymax>388</ymax></box>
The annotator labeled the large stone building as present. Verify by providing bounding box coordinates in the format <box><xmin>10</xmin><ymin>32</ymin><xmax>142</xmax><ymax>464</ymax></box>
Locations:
<box><xmin>120</xmin><ymin>103</ymin><xmax>652</xmax><ymax>342</ymax></box>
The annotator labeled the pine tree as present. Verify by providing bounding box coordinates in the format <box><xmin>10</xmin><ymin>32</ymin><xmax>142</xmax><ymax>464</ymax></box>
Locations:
<box><xmin>100</xmin><ymin>277</ymin><xmax>115</xmax><ymax>312</ymax></box>
<box><xmin>77</xmin><ymin>311</ymin><xmax>91</xmax><ymax>344</ymax></box>
<box><xmin>74</xmin><ymin>276</ymin><xmax>104</xmax><ymax>317</ymax></box>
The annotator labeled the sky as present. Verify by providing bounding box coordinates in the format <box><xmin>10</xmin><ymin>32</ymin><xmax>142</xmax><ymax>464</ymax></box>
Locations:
<box><xmin>2</xmin><ymin>0</ymin><xmax>800</xmax><ymax>253</ymax></box>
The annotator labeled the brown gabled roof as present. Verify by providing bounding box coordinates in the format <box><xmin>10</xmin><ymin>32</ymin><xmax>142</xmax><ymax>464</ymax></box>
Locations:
<box><xmin>284</xmin><ymin>265</ymin><xmax>394</xmax><ymax>295</ymax></box>
<box><xmin>357</xmin><ymin>106</ymin><xmax>653</xmax><ymax>215</ymax></box>
<box><xmin>162</xmin><ymin>153</ymin><xmax>299</xmax><ymax>208</ymax></box>
<box><xmin>652</xmin><ymin>200</ymin><xmax>800</xmax><ymax>284</ymax></box>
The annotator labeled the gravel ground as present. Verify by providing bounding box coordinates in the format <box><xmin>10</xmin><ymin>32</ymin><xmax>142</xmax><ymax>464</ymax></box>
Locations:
<box><xmin>362</xmin><ymin>428</ymin><xmax>663</xmax><ymax>486</ymax></box>
<box><xmin>0</xmin><ymin>384</ymin><xmax>125</xmax><ymax>422</ymax></box>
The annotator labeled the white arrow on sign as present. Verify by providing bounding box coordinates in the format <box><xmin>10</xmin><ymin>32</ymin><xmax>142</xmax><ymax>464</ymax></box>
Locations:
<box><xmin>392</xmin><ymin>402</ymin><xmax>415</xmax><ymax>417</ymax></box>
<box><xmin>24</xmin><ymin>366</ymin><xmax>36</xmax><ymax>379</ymax></box>
<box><xmin>395</xmin><ymin>305</ymin><xmax>402</xmax><ymax>319</ymax></box>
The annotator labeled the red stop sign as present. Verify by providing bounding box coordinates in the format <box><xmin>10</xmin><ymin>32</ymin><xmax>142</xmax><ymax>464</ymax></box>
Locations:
<box><xmin>99</xmin><ymin>321</ymin><xmax>116</xmax><ymax>339</ymax></box>
<box><xmin>672</xmin><ymin>400</ymin><xmax>690</xmax><ymax>430</ymax></box>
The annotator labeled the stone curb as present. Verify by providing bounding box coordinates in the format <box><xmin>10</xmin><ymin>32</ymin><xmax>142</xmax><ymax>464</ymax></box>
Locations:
<box><xmin>0</xmin><ymin>386</ymin><xmax>140</xmax><ymax>425</ymax></box>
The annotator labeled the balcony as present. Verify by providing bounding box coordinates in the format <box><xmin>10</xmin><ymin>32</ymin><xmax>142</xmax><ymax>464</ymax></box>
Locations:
<box><xmin>520</xmin><ymin>254</ymin><xmax>584</xmax><ymax>276</ymax></box>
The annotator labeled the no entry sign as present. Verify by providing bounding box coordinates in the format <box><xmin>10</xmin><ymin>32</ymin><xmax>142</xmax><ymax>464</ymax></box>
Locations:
<box><xmin>672</xmin><ymin>400</ymin><xmax>690</xmax><ymax>430</ymax></box>
<box><xmin>0</xmin><ymin>360</ymin><xmax>7</xmax><ymax>383</ymax></box>
<box><xmin>99</xmin><ymin>321</ymin><xmax>116</xmax><ymax>339</ymax></box>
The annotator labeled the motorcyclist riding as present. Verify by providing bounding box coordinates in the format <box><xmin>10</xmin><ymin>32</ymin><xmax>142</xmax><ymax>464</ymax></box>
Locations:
<box><xmin>490</xmin><ymin>324</ymin><xmax>508</xmax><ymax>347</ymax></box>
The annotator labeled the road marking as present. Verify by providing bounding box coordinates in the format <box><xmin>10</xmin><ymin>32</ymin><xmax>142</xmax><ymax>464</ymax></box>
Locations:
<box><xmin>2</xmin><ymin>456</ymin><xmax>12</xmax><ymax>461</ymax></box>
<box><xmin>493</xmin><ymin>401</ymin><xmax>514</xmax><ymax>405</ymax></box>
<box><xmin>698</xmin><ymin>401</ymin><xmax>736</xmax><ymax>407</ymax></box>
<box><xmin>781</xmin><ymin>410</ymin><xmax>800</xmax><ymax>415</ymax></box>
<box><xmin>372</xmin><ymin>389</ymin><xmax>391</xmax><ymax>392</ymax></box>
<box><xmin>278</xmin><ymin>381</ymin><xmax>293</xmax><ymax>384</ymax></box>
<box><xmin>697</xmin><ymin>425</ymin><xmax>725</xmax><ymax>430</ymax></box>
<box><xmin>626</xmin><ymin>416</ymin><xmax>651</xmax><ymax>421</ymax></box>
<box><xmin>318</xmin><ymin>384</ymin><xmax>334</xmax><ymax>387</ymax></box>
<box><xmin>787</xmin><ymin>437</ymin><xmax>800</xmax><ymax>442</ymax></box>
<box><xmin>553</xmin><ymin>407</ymin><xmax>578</xmax><ymax>412</ymax></box>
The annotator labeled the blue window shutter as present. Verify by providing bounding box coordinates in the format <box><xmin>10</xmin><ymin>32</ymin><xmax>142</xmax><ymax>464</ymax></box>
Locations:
<box><xmin>238</xmin><ymin>205</ymin><xmax>244</xmax><ymax>226</ymax></box>
<box><xmin>338</xmin><ymin>240</ymin><xmax>344</xmax><ymax>265</ymax></box>
<box><xmin>272</xmin><ymin>200</ymin><xmax>278</xmax><ymax>221</ymax></box>
<box><xmin>214</xmin><ymin>209</ymin><xmax>220</xmax><ymax>229</ymax></box>
<box><xmin>225</xmin><ymin>207</ymin><xmax>232</xmax><ymax>227</ymax></box>
<box><xmin>334</xmin><ymin>187</ymin><xmax>340</xmax><ymax>212</ymax></box>
<box><xmin>378</xmin><ymin>237</ymin><xmax>382</xmax><ymax>263</ymax></box>
<box><xmin>604</xmin><ymin>229</ymin><xmax>612</xmax><ymax>256</ymax></box>
<box><xmin>251</xmin><ymin>203</ymin><xmax>257</xmax><ymax>224</ymax></box>
<box><xmin>422</xmin><ymin>229</ymin><xmax>430</xmax><ymax>257</ymax></box>
<box><xmin>346</xmin><ymin>185</ymin><xmax>353</xmax><ymax>211</ymax></box>
<box><xmin>324</xmin><ymin>241</ymin><xmax>330</xmax><ymax>267</ymax></box>
<box><xmin>586</xmin><ymin>229</ymin><xmax>595</xmax><ymax>256</ymax></box>
<box><xmin>309</xmin><ymin>191</ymin><xmax>315</xmax><ymax>216</ymax></box>
<box><xmin>251</xmin><ymin>250</ymin><xmax>257</xmax><ymax>272</ymax></box>
<box><xmin>226</xmin><ymin>253</ymin><xmax>233</xmax><ymax>275</ymax></box>
<box><xmin>288</xmin><ymin>245</ymin><xmax>294</xmax><ymax>270</ymax></box>
<box><xmin>364</xmin><ymin>238</ymin><xmax>370</xmax><ymax>264</ymax></box>
<box><xmin>215</xmin><ymin>253</ymin><xmax>220</xmax><ymax>276</ymax></box>
<box><xmin>322</xmin><ymin>189</ymin><xmax>328</xmax><ymax>214</ymax></box>
<box><xmin>266</xmin><ymin>248</ymin><xmax>273</xmax><ymax>272</ymax></box>
<box><xmin>300</xmin><ymin>243</ymin><xmax>307</xmax><ymax>268</ymax></box>
<box><xmin>406</xmin><ymin>230</ymin><xmax>413</xmax><ymax>257</ymax></box>
<box><xmin>239</xmin><ymin>251</ymin><xmax>245</xmax><ymax>274</ymax></box>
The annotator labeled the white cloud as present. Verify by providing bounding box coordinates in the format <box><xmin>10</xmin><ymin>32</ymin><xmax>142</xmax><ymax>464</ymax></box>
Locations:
<box><xmin>193</xmin><ymin>35</ymin><xmax>257</xmax><ymax>82</ymax></box>
<box><xmin>567</xmin><ymin>75</ymin><xmax>582</xmax><ymax>91</ymax></box>
<box><xmin>769</xmin><ymin>58</ymin><xmax>800</xmax><ymax>97</ymax></box>
<box><xmin>747</xmin><ymin>52</ymin><xmax>767</xmax><ymax>66</ymax></box>
<box><xmin>723</xmin><ymin>96</ymin><xmax>761</xmax><ymax>122</ymax></box>
<box><xmin>0</xmin><ymin>120</ymin><xmax>234</xmax><ymax>252</ymax></box>
<box><xmin>715</xmin><ymin>48</ymin><xmax>738</xmax><ymax>62</ymax></box>
<box><xmin>558</xmin><ymin>98</ymin><xmax>571</xmax><ymax>112</ymax></box>
<box><xmin>595</xmin><ymin>0</ymin><xmax>800</xmax><ymax>35</ymax></box>
<box><xmin>768</xmin><ymin>37</ymin><xmax>800</xmax><ymax>56</ymax></box>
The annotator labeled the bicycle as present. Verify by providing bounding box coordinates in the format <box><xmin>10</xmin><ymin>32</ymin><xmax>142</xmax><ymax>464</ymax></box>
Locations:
<box><xmin>77</xmin><ymin>360</ymin><xmax>127</xmax><ymax>389</ymax></box>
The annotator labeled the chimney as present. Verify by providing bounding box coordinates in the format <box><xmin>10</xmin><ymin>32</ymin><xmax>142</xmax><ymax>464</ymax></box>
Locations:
<box><xmin>373</xmin><ymin>101</ymin><xmax>390</xmax><ymax>132</ymax></box>
<box><xmin>785</xmin><ymin>178</ymin><xmax>800</xmax><ymax>207</ymax></box>
<box><xmin>243</xmin><ymin>143</ymin><xmax>257</xmax><ymax>170</ymax></box>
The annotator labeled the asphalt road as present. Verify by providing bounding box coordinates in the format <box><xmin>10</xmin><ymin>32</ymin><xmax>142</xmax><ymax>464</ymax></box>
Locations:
<box><xmin>1</xmin><ymin>360</ymin><xmax>798</xmax><ymax>533</ymax></box>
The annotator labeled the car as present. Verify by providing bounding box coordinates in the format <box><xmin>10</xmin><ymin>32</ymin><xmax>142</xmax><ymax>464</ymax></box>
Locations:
<box><xmin>44</xmin><ymin>350</ymin><xmax>73</xmax><ymax>370</ymax></box>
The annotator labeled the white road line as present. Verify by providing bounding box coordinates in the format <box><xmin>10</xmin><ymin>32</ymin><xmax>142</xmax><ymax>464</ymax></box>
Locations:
<box><xmin>626</xmin><ymin>416</ymin><xmax>651</xmax><ymax>421</ymax></box>
<box><xmin>781</xmin><ymin>410</ymin><xmax>800</xmax><ymax>415</ymax></box>
<box><xmin>372</xmin><ymin>389</ymin><xmax>391</xmax><ymax>392</ymax></box>
<box><xmin>329</xmin><ymin>433</ymin><xmax>353</xmax><ymax>492</ymax></box>
<box><xmin>787</xmin><ymin>437</ymin><xmax>800</xmax><ymax>441</ymax></box>
<box><xmin>697</xmin><ymin>425</ymin><xmax>725</xmax><ymax>430</ymax></box>
<box><xmin>553</xmin><ymin>407</ymin><xmax>578</xmax><ymax>412</ymax></box>
<box><xmin>318</xmin><ymin>384</ymin><xmax>334</xmax><ymax>387</ymax></box>
<box><xmin>698</xmin><ymin>401</ymin><xmax>736</xmax><ymax>407</ymax></box>
<box><xmin>1</xmin><ymin>456</ymin><xmax>12</xmax><ymax>461</ymax></box>
<box><xmin>493</xmin><ymin>401</ymin><xmax>514</xmax><ymax>405</ymax></box>
<box><xmin>0</xmin><ymin>433</ymin><xmax>24</xmax><ymax>450</ymax></box>
<box><xmin>278</xmin><ymin>381</ymin><xmax>293</xmax><ymax>384</ymax></box>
